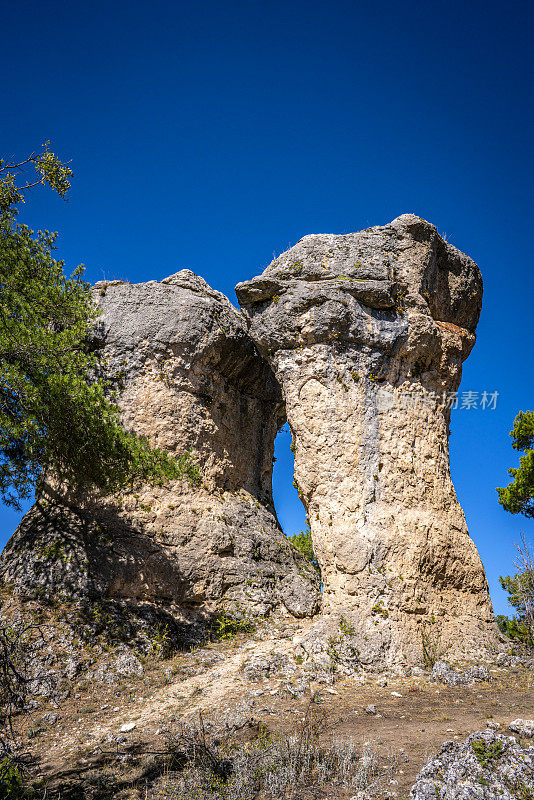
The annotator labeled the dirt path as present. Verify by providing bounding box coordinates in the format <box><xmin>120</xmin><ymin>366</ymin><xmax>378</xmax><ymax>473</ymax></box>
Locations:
<box><xmin>23</xmin><ymin>626</ymin><xmax>534</xmax><ymax>798</ymax></box>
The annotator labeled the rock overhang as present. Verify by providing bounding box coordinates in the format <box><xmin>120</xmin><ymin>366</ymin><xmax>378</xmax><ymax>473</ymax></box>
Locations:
<box><xmin>236</xmin><ymin>214</ymin><xmax>483</xmax><ymax>353</ymax></box>
<box><xmin>92</xmin><ymin>268</ymin><xmax>282</xmax><ymax>401</ymax></box>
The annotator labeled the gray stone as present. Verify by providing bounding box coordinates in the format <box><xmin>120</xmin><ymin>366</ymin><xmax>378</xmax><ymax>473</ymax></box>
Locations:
<box><xmin>496</xmin><ymin>652</ymin><xmax>522</xmax><ymax>668</ymax></box>
<box><xmin>120</xmin><ymin>722</ymin><xmax>136</xmax><ymax>732</ymax></box>
<box><xmin>0</xmin><ymin>219</ymin><xmax>505</xmax><ymax>668</ymax></box>
<box><xmin>432</xmin><ymin>661</ymin><xmax>461</xmax><ymax>685</ymax></box>
<box><xmin>410</xmin><ymin>730</ymin><xmax>534</xmax><ymax>798</ymax></box>
<box><xmin>432</xmin><ymin>661</ymin><xmax>491</xmax><ymax>687</ymax></box>
<box><xmin>115</xmin><ymin>652</ymin><xmax>143</xmax><ymax>678</ymax></box>
<box><xmin>463</xmin><ymin>665</ymin><xmax>491</xmax><ymax>683</ymax></box>
<box><xmin>92</xmin><ymin>664</ymin><xmax>119</xmax><ymax>685</ymax></box>
<box><xmin>509</xmin><ymin>719</ymin><xmax>534</xmax><ymax>737</ymax></box>
<box><xmin>64</xmin><ymin>657</ymin><xmax>83</xmax><ymax>681</ymax></box>
<box><xmin>278</xmin><ymin>573</ymin><xmax>321</xmax><ymax>618</ymax></box>
<box><xmin>295</xmin><ymin>617</ymin><xmax>361</xmax><ymax>674</ymax></box>
<box><xmin>243</xmin><ymin>651</ymin><xmax>289</xmax><ymax>681</ymax></box>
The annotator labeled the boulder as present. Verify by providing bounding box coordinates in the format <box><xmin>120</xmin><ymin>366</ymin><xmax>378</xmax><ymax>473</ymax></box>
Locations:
<box><xmin>410</xmin><ymin>730</ymin><xmax>534</xmax><ymax>798</ymax></box>
<box><xmin>243</xmin><ymin>651</ymin><xmax>289</xmax><ymax>681</ymax></box>
<box><xmin>432</xmin><ymin>661</ymin><xmax>491</xmax><ymax>686</ymax></box>
<box><xmin>114</xmin><ymin>651</ymin><xmax>144</xmax><ymax>678</ymax></box>
<box><xmin>509</xmin><ymin>719</ymin><xmax>534</xmax><ymax>738</ymax></box>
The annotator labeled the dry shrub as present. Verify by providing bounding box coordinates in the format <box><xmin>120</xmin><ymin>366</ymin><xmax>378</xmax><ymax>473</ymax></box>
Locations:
<box><xmin>151</xmin><ymin>701</ymin><xmax>382</xmax><ymax>799</ymax></box>
<box><xmin>0</xmin><ymin>621</ymin><xmax>51</xmax><ymax>797</ymax></box>
<box><xmin>420</xmin><ymin>621</ymin><xmax>444</xmax><ymax>668</ymax></box>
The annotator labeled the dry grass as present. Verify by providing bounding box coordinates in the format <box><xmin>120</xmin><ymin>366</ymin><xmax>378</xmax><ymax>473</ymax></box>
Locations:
<box><xmin>148</xmin><ymin>703</ymin><xmax>384</xmax><ymax>800</ymax></box>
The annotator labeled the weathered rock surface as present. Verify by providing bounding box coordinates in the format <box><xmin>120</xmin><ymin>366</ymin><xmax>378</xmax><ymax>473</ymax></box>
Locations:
<box><xmin>496</xmin><ymin>652</ymin><xmax>523</xmax><ymax>668</ymax></box>
<box><xmin>0</xmin><ymin>270</ymin><xmax>320</xmax><ymax>624</ymax></box>
<box><xmin>243</xmin><ymin>651</ymin><xmax>289</xmax><ymax>681</ymax></box>
<box><xmin>509</xmin><ymin>719</ymin><xmax>534</xmax><ymax>738</ymax></box>
<box><xmin>410</xmin><ymin>730</ymin><xmax>534</xmax><ymax>799</ymax></box>
<box><xmin>237</xmin><ymin>214</ymin><xmax>501</xmax><ymax>667</ymax></box>
<box><xmin>432</xmin><ymin>661</ymin><xmax>491</xmax><ymax>686</ymax></box>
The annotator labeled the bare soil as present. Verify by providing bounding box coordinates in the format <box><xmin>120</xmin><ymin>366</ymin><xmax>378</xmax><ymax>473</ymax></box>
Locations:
<box><xmin>11</xmin><ymin>617</ymin><xmax>534</xmax><ymax>800</ymax></box>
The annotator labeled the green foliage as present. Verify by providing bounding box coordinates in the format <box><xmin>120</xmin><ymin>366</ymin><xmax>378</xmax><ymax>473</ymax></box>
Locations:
<box><xmin>0</xmin><ymin>757</ymin><xmax>26</xmax><ymax>799</ymax></box>
<box><xmin>157</xmin><ymin>708</ymin><xmax>378</xmax><ymax>800</ymax></box>
<box><xmin>210</xmin><ymin>612</ymin><xmax>256</xmax><ymax>641</ymax></box>
<box><xmin>150</xmin><ymin>623</ymin><xmax>172</xmax><ymax>660</ymax></box>
<box><xmin>326</xmin><ymin>635</ymin><xmax>341</xmax><ymax>666</ymax></box>
<box><xmin>0</xmin><ymin>141</ymin><xmax>72</xmax><ymax>214</ymax></box>
<box><xmin>499</xmin><ymin>571</ymin><xmax>534</xmax><ymax>615</ymax></box>
<box><xmin>471</xmin><ymin>737</ymin><xmax>505</xmax><ymax>769</ymax></box>
<box><xmin>498</xmin><ymin>572</ymin><xmax>534</xmax><ymax>647</ymax></box>
<box><xmin>288</xmin><ymin>520</ymin><xmax>320</xmax><ymax>575</ymax></box>
<box><xmin>0</xmin><ymin>144</ymin><xmax>200</xmax><ymax>508</ymax></box>
<box><xmin>38</xmin><ymin>538</ymin><xmax>68</xmax><ymax>563</ymax></box>
<box><xmin>395</xmin><ymin>288</ymin><xmax>407</xmax><ymax>313</ymax></box>
<box><xmin>371</xmin><ymin>602</ymin><xmax>389</xmax><ymax>619</ymax></box>
<box><xmin>511</xmin><ymin>780</ymin><xmax>534</xmax><ymax>800</ymax></box>
<box><xmin>339</xmin><ymin>615</ymin><xmax>356</xmax><ymax>636</ymax></box>
<box><xmin>496</xmin><ymin>614</ymin><xmax>532</xmax><ymax>645</ymax></box>
<box><xmin>497</xmin><ymin>411</ymin><xmax>534</xmax><ymax>517</ymax></box>
<box><xmin>420</xmin><ymin>621</ymin><xmax>443</xmax><ymax>668</ymax></box>
<box><xmin>0</xmin><ymin>623</ymin><xmax>46</xmax><ymax>799</ymax></box>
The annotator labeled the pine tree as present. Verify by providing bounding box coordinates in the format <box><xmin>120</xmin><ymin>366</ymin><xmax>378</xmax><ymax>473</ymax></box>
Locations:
<box><xmin>497</xmin><ymin>410</ymin><xmax>534</xmax><ymax>517</ymax></box>
<box><xmin>0</xmin><ymin>143</ymin><xmax>198</xmax><ymax>509</ymax></box>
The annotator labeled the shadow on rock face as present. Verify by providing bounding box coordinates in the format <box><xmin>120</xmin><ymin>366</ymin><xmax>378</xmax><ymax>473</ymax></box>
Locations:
<box><xmin>0</xmin><ymin>487</ymin><xmax>322</xmax><ymax>645</ymax></box>
<box><xmin>0</xmin><ymin>268</ymin><xmax>322</xmax><ymax>636</ymax></box>
<box><xmin>0</xmin><ymin>498</ymin><xmax>189</xmax><ymax>604</ymax></box>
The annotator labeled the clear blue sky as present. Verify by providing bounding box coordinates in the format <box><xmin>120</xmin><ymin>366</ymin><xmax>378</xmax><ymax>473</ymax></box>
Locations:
<box><xmin>2</xmin><ymin>0</ymin><xmax>533</xmax><ymax>616</ymax></box>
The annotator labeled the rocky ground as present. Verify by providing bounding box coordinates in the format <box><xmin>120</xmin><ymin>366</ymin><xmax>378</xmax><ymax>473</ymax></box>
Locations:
<box><xmin>3</xmin><ymin>600</ymin><xmax>534</xmax><ymax>800</ymax></box>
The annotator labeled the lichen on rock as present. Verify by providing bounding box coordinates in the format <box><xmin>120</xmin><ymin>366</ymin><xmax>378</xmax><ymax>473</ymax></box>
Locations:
<box><xmin>410</xmin><ymin>730</ymin><xmax>534</xmax><ymax>799</ymax></box>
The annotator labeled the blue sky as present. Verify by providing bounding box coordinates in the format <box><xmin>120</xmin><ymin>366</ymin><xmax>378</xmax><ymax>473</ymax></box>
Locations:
<box><xmin>2</xmin><ymin>0</ymin><xmax>533</xmax><ymax>615</ymax></box>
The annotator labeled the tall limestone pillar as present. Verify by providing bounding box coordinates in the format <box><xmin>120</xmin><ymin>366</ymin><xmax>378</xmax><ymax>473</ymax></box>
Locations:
<box><xmin>237</xmin><ymin>215</ymin><xmax>501</xmax><ymax>668</ymax></box>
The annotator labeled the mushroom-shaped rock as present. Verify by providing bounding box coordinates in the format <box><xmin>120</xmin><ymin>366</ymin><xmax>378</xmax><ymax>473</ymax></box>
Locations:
<box><xmin>236</xmin><ymin>215</ymin><xmax>501</xmax><ymax>668</ymax></box>
<box><xmin>0</xmin><ymin>271</ymin><xmax>320</xmax><ymax>624</ymax></box>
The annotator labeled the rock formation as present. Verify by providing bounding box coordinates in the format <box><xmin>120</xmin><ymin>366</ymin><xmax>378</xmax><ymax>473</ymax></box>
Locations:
<box><xmin>0</xmin><ymin>270</ymin><xmax>320</xmax><ymax>628</ymax></box>
<box><xmin>1</xmin><ymin>215</ymin><xmax>503</xmax><ymax>668</ymax></box>
<box><xmin>410</xmin><ymin>730</ymin><xmax>534</xmax><ymax>798</ymax></box>
<box><xmin>236</xmin><ymin>214</ymin><xmax>501</xmax><ymax>667</ymax></box>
